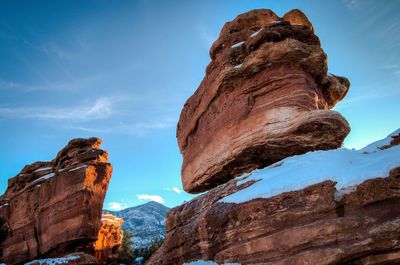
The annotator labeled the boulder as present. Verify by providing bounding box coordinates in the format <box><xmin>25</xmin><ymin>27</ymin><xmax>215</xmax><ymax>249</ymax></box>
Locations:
<box><xmin>177</xmin><ymin>9</ymin><xmax>350</xmax><ymax>193</ymax></box>
<box><xmin>0</xmin><ymin>138</ymin><xmax>112</xmax><ymax>265</ymax></box>
<box><xmin>148</xmin><ymin>130</ymin><xmax>400</xmax><ymax>264</ymax></box>
<box><xmin>93</xmin><ymin>213</ymin><xmax>124</xmax><ymax>264</ymax></box>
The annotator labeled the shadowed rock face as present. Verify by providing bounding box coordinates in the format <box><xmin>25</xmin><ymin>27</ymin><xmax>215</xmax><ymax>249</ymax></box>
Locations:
<box><xmin>0</xmin><ymin>138</ymin><xmax>112</xmax><ymax>265</ymax></box>
<box><xmin>147</xmin><ymin>167</ymin><xmax>400</xmax><ymax>264</ymax></box>
<box><xmin>177</xmin><ymin>9</ymin><xmax>350</xmax><ymax>193</ymax></box>
<box><xmin>93</xmin><ymin>213</ymin><xmax>124</xmax><ymax>264</ymax></box>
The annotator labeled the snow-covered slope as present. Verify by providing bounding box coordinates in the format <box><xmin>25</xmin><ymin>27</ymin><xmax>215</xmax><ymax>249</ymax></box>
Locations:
<box><xmin>222</xmin><ymin>128</ymin><xmax>400</xmax><ymax>204</ymax></box>
<box><xmin>109</xmin><ymin>201</ymin><xmax>169</xmax><ymax>249</ymax></box>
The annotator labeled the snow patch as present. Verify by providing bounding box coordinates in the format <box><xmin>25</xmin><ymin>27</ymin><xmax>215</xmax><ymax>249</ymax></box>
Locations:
<box><xmin>24</xmin><ymin>255</ymin><xmax>79</xmax><ymax>265</ymax></box>
<box><xmin>184</xmin><ymin>261</ymin><xmax>240</xmax><ymax>265</ymax></box>
<box><xmin>221</xmin><ymin>131</ymin><xmax>400</xmax><ymax>204</ymax></box>
<box><xmin>34</xmin><ymin>167</ymin><xmax>52</xmax><ymax>173</ymax></box>
<box><xmin>233</xmin><ymin>64</ymin><xmax>243</xmax><ymax>69</ymax></box>
<box><xmin>334</xmin><ymin>185</ymin><xmax>357</xmax><ymax>201</ymax></box>
<box><xmin>269</xmin><ymin>20</ymin><xmax>282</xmax><ymax>25</ymax></box>
<box><xmin>250</xmin><ymin>28</ymin><xmax>263</xmax><ymax>37</ymax></box>
<box><xmin>33</xmin><ymin>173</ymin><xmax>55</xmax><ymax>184</ymax></box>
<box><xmin>69</xmin><ymin>165</ymin><xmax>87</xmax><ymax>172</ymax></box>
<box><xmin>231</xmin><ymin>41</ymin><xmax>245</xmax><ymax>49</ymax></box>
<box><xmin>360</xmin><ymin>128</ymin><xmax>400</xmax><ymax>153</ymax></box>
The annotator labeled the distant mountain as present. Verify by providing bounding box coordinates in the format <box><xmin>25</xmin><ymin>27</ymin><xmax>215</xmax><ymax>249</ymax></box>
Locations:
<box><xmin>108</xmin><ymin>201</ymin><xmax>169</xmax><ymax>249</ymax></box>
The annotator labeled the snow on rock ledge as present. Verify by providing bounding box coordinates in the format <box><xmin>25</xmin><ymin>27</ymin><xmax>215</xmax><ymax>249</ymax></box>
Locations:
<box><xmin>222</xmin><ymin>128</ymin><xmax>400</xmax><ymax>204</ymax></box>
<box><xmin>24</xmin><ymin>253</ymin><xmax>97</xmax><ymax>265</ymax></box>
<box><xmin>147</xmin><ymin>130</ymin><xmax>400</xmax><ymax>265</ymax></box>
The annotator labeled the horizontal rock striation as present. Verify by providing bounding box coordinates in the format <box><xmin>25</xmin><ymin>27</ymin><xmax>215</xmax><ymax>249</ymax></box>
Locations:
<box><xmin>0</xmin><ymin>138</ymin><xmax>112</xmax><ymax>265</ymax></box>
<box><xmin>177</xmin><ymin>9</ymin><xmax>350</xmax><ymax>193</ymax></box>
<box><xmin>147</xmin><ymin>132</ymin><xmax>400</xmax><ymax>265</ymax></box>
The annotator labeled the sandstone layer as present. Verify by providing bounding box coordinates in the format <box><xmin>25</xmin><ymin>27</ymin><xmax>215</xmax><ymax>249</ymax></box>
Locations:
<box><xmin>148</xmin><ymin>132</ymin><xmax>400</xmax><ymax>265</ymax></box>
<box><xmin>93</xmin><ymin>213</ymin><xmax>124</xmax><ymax>264</ymax></box>
<box><xmin>0</xmin><ymin>138</ymin><xmax>112</xmax><ymax>265</ymax></box>
<box><xmin>177</xmin><ymin>9</ymin><xmax>350</xmax><ymax>193</ymax></box>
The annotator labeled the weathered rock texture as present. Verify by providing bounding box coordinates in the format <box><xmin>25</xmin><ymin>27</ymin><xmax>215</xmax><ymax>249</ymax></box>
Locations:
<box><xmin>147</xmin><ymin>144</ymin><xmax>400</xmax><ymax>264</ymax></box>
<box><xmin>0</xmin><ymin>138</ymin><xmax>112</xmax><ymax>265</ymax></box>
<box><xmin>177</xmin><ymin>9</ymin><xmax>350</xmax><ymax>193</ymax></box>
<box><xmin>93</xmin><ymin>213</ymin><xmax>124</xmax><ymax>264</ymax></box>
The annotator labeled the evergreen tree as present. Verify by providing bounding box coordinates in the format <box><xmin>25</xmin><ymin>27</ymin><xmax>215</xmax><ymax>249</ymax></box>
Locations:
<box><xmin>118</xmin><ymin>230</ymin><xmax>135</xmax><ymax>265</ymax></box>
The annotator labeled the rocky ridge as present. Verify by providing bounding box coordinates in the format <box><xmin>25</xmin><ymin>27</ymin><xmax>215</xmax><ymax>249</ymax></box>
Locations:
<box><xmin>110</xmin><ymin>201</ymin><xmax>169</xmax><ymax>250</ymax></box>
<box><xmin>148</xmin><ymin>130</ymin><xmax>400</xmax><ymax>264</ymax></box>
<box><xmin>148</xmin><ymin>8</ymin><xmax>400</xmax><ymax>265</ymax></box>
<box><xmin>0</xmin><ymin>138</ymin><xmax>112</xmax><ymax>265</ymax></box>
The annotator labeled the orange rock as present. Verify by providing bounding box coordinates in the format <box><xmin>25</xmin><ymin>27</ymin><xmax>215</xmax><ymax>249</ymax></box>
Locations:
<box><xmin>282</xmin><ymin>9</ymin><xmax>314</xmax><ymax>32</ymax></box>
<box><xmin>0</xmin><ymin>138</ymin><xmax>113</xmax><ymax>265</ymax></box>
<box><xmin>177</xmin><ymin>9</ymin><xmax>350</xmax><ymax>193</ymax></box>
<box><xmin>93</xmin><ymin>213</ymin><xmax>124</xmax><ymax>263</ymax></box>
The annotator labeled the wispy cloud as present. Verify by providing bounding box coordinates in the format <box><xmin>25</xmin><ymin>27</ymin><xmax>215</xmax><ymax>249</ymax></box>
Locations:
<box><xmin>164</xmin><ymin>187</ymin><xmax>182</xmax><ymax>194</ymax></box>
<box><xmin>197</xmin><ymin>24</ymin><xmax>216</xmax><ymax>48</ymax></box>
<box><xmin>137</xmin><ymin>194</ymin><xmax>165</xmax><ymax>204</ymax></box>
<box><xmin>383</xmin><ymin>64</ymin><xmax>400</xmax><ymax>79</ymax></box>
<box><xmin>70</xmin><ymin>117</ymin><xmax>176</xmax><ymax>136</ymax></box>
<box><xmin>0</xmin><ymin>97</ymin><xmax>115</xmax><ymax>121</ymax></box>
<box><xmin>343</xmin><ymin>0</ymin><xmax>360</xmax><ymax>10</ymax></box>
<box><xmin>107</xmin><ymin>202</ymin><xmax>124</xmax><ymax>211</ymax></box>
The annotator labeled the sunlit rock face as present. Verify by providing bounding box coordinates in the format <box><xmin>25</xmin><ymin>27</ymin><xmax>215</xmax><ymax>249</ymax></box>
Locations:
<box><xmin>93</xmin><ymin>213</ymin><xmax>124</xmax><ymax>264</ymax></box>
<box><xmin>0</xmin><ymin>138</ymin><xmax>113</xmax><ymax>265</ymax></box>
<box><xmin>177</xmin><ymin>8</ymin><xmax>350</xmax><ymax>194</ymax></box>
<box><xmin>147</xmin><ymin>131</ymin><xmax>400</xmax><ymax>265</ymax></box>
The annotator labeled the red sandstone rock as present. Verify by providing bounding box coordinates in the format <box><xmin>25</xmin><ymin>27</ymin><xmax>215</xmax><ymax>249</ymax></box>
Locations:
<box><xmin>147</xmin><ymin>135</ymin><xmax>400</xmax><ymax>265</ymax></box>
<box><xmin>93</xmin><ymin>213</ymin><xmax>124</xmax><ymax>264</ymax></box>
<box><xmin>282</xmin><ymin>9</ymin><xmax>314</xmax><ymax>32</ymax></box>
<box><xmin>0</xmin><ymin>137</ymin><xmax>112</xmax><ymax>265</ymax></box>
<box><xmin>177</xmin><ymin>9</ymin><xmax>350</xmax><ymax>193</ymax></box>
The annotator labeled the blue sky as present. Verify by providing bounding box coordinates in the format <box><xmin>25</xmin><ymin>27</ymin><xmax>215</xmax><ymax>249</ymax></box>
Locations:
<box><xmin>0</xmin><ymin>0</ymin><xmax>399</xmax><ymax>210</ymax></box>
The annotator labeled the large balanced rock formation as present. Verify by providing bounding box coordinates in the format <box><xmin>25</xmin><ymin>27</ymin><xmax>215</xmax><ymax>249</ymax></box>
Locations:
<box><xmin>148</xmin><ymin>130</ymin><xmax>400</xmax><ymax>265</ymax></box>
<box><xmin>0</xmin><ymin>138</ymin><xmax>112</xmax><ymax>265</ymax></box>
<box><xmin>93</xmin><ymin>213</ymin><xmax>124</xmax><ymax>264</ymax></box>
<box><xmin>177</xmin><ymin>9</ymin><xmax>350</xmax><ymax>193</ymax></box>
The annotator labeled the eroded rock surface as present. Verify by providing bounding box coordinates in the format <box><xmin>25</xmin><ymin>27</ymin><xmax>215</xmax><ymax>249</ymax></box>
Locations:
<box><xmin>177</xmin><ymin>9</ymin><xmax>350</xmax><ymax>193</ymax></box>
<box><xmin>147</xmin><ymin>132</ymin><xmax>400</xmax><ymax>265</ymax></box>
<box><xmin>0</xmin><ymin>138</ymin><xmax>112</xmax><ymax>265</ymax></box>
<box><xmin>93</xmin><ymin>213</ymin><xmax>124</xmax><ymax>264</ymax></box>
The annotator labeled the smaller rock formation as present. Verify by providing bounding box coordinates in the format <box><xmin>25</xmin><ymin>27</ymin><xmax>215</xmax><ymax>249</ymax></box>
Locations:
<box><xmin>147</xmin><ymin>130</ymin><xmax>400</xmax><ymax>265</ymax></box>
<box><xmin>177</xmin><ymin>8</ymin><xmax>350</xmax><ymax>194</ymax></box>
<box><xmin>0</xmin><ymin>138</ymin><xmax>113</xmax><ymax>265</ymax></box>
<box><xmin>93</xmin><ymin>213</ymin><xmax>124</xmax><ymax>264</ymax></box>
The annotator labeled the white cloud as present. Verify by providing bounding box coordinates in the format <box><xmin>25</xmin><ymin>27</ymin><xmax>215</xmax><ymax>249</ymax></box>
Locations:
<box><xmin>343</xmin><ymin>0</ymin><xmax>360</xmax><ymax>10</ymax></box>
<box><xmin>137</xmin><ymin>194</ymin><xmax>165</xmax><ymax>204</ymax></box>
<box><xmin>0</xmin><ymin>97</ymin><xmax>115</xmax><ymax>121</ymax></box>
<box><xmin>108</xmin><ymin>202</ymin><xmax>124</xmax><ymax>211</ymax></box>
<box><xmin>164</xmin><ymin>187</ymin><xmax>182</xmax><ymax>194</ymax></box>
<box><xmin>69</xmin><ymin>117</ymin><xmax>176</xmax><ymax>136</ymax></box>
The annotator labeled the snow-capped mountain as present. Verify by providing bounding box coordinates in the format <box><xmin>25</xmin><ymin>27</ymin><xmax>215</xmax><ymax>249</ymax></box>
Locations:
<box><xmin>109</xmin><ymin>201</ymin><xmax>169</xmax><ymax>249</ymax></box>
